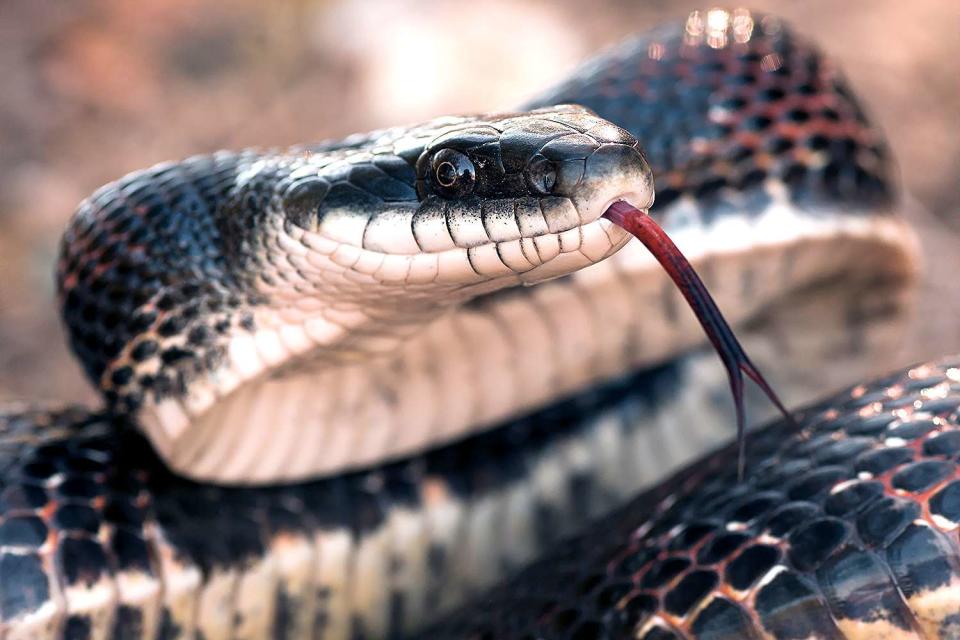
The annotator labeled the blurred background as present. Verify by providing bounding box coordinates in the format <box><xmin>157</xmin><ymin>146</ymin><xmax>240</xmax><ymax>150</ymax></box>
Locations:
<box><xmin>1</xmin><ymin>0</ymin><xmax>958</xmax><ymax>406</ymax></box>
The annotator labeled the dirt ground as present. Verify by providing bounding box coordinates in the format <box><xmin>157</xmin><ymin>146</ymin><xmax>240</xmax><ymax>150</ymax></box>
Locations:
<box><xmin>1</xmin><ymin>0</ymin><xmax>958</xmax><ymax>406</ymax></box>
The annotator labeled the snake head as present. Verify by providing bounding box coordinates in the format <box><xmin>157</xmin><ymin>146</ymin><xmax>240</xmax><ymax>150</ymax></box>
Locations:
<box><xmin>273</xmin><ymin>104</ymin><xmax>653</xmax><ymax>295</ymax></box>
<box><xmin>226</xmin><ymin>105</ymin><xmax>654</xmax><ymax>364</ymax></box>
<box><xmin>57</xmin><ymin>105</ymin><xmax>653</xmax><ymax>482</ymax></box>
<box><xmin>409</xmin><ymin>105</ymin><xmax>654</xmax><ymax>283</ymax></box>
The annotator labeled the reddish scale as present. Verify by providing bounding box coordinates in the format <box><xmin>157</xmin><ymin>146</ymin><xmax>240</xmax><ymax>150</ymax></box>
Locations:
<box><xmin>861</xmin><ymin>411</ymin><xmax>960</xmax><ymax>532</ymax></box>
<box><xmin>539</xmin><ymin>9</ymin><xmax>894</xmax><ymax>216</ymax></box>
<box><xmin>637</xmin><ymin>395</ymin><xmax>942</xmax><ymax>637</ymax></box>
<box><xmin>419</xmin><ymin>359</ymin><xmax>960</xmax><ymax>638</ymax></box>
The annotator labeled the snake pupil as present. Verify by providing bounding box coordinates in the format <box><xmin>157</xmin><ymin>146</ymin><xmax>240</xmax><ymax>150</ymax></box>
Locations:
<box><xmin>431</xmin><ymin>148</ymin><xmax>476</xmax><ymax>197</ymax></box>
<box><xmin>436</xmin><ymin>161</ymin><xmax>458</xmax><ymax>187</ymax></box>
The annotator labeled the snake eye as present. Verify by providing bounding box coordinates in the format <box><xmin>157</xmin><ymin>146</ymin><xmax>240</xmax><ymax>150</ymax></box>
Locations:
<box><xmin>526</xmin><ymin>155</ymin><xmax>558</xmax><ymax>195</ymax></box>
<box><xmin>431</xmin><ymin>149</ymin><xmax>475</xmax><ymax>197</ymax></box>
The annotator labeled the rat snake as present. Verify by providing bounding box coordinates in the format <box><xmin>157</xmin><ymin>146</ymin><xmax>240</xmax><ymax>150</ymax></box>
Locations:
<box><xmin>0</xmin><ymin>8</ymin><xmax>937</xmax><ymax>640</ymax></box>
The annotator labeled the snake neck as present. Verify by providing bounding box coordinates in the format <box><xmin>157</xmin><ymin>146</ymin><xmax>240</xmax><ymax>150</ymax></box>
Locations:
<box><xmin>57</xmin><ymin>108</ymin><xmax>652</xmax><ymax>484</ymax></box>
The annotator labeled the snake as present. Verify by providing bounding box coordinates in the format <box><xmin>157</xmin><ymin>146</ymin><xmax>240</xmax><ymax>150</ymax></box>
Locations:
<box><xmin>0</xmin><ymin>7</ymin><xmax>935</xmax><ymax>639</ymax></box>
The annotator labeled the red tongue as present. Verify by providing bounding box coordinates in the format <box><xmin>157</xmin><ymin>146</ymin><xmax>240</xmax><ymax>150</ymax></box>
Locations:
<box><xmin>603</xmin><ymin>200</ymin><xmax>794</xmax><ymax>480</ymax></box>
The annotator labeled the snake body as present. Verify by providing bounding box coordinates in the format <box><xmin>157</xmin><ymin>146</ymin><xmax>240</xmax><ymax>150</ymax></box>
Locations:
<box><xmin>0</xmin><ymin>9</ymin><xmax>927</xmax><ymax>639</ymax></box>
<box><xmin>425</xmin><ymin>357</ymin><xmax>960</xmax><ymax>639</ymax></box>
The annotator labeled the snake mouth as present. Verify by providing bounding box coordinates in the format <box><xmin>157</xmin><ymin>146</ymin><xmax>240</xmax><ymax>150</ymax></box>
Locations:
<box><xmin>288</xmin><ymin>190</ymin><xmax>651</xmax><ymax>291</ymax></box>
<box><xmin>515</xmin><ymin>190</ymin><xmax>651</xmax><ymax>285</ymax></box>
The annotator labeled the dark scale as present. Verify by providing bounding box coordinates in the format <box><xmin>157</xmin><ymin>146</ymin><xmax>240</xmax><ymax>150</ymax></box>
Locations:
<box><xmin>753</xmin><ymin>570</ymin><xmax>841</xmax><ymax>638</ymax></box>
<box><xmin>667</xmin><ymin>522</ymin><xmax>716</xmax><ymax>551</ymax></box>
<box><xmin>856</xmin><ymin>496</ymin><xmax>921</xmax><ymax>548</ymax></box>
<box><xmin>0</xmin><ymin>553</ymin><xmax>51</xmax><ymax>620</ymax></box>
<box><xmin>640</xmin><ymin>557</ymin><xmax>691</xmax><ymax>589</ymax></box>
<box><xmin>528</xmin><ymin>7</ymin><xmax>896</xmax><ymax>226</ymax></box>
<box><xmin>786</xmin><ymin>518</ymin><xmax>850</xmax><ymax>572</ymax></box>
<box><xmin>63</xmin><ymin>616</ymin><xmax>92</xmax><ymax>640</ymax></box>
<box><xmin>891</xmin><ymin>459</ymin><xmax>955</xmax><ymax>493</ymax></box>
<box><xmin>3</xmin><ymin>7</ymin><xmax>923</xmax><ymax>640</ymax></box>
<box><xmin>784</xmin><ymin>466</ymin><xmax>851</xmax><ymax>501</ymax></box>
<box><xmin>823</xmin><ymin>479</ymin><xmax>884</xmax><ymax>517</ymax></box>
<box><xmin>811</xmin><ymin>437</ymin><xmax>874</xmax><ymax>466</ymax></box>
<box><xmin>854</xmin><ymin>446</ymin><xmax>915</xmax><ymax>475</ymax></box>
<box><xmin>788</xmin><ymin>432</ymin><xmax>841</xmax><ymax>459</ymax></box>
<box><xmin>663</xmin><ymin>569</ymin><xmax>718</xmax><ymax>616</ymax></box>
<box><xmin>887</xmin><ymin>419</ymin><xmax>938</xmax><ymax>441</ymax></box>
<box><xmin>695</xmin><ymin>531</ymin><xmax>750</xmax><ymax>565</ymax></box>
<box><xmin>689</xmin><ymin>597</ymin><xmax>755</xmax><ymax>639</ymax></box>
<box><xmin>930</xmin><ymin>480</ymin><xmax>960</xmax><ymax>524</ymax></box>
<box><xmin>112</xmin><ymin>606</ymin><xmax>147</xmax><ymax>639</ymax></box>
<box><xmin>110</xmin><ymin>528</ymin><xmax>154</xmax><ymax>575</ymax></box>
<box><xmin>53</xmin><ymin>504</ymin><xmax>101</xmax><ymax>534</ymax></box>
<box><xmin>421</xmin><ymin>358</ymin><xmax>960</xmax><ymax>637</ymax></box>
<box><xmin>725</xmin><ymin>544</ymin><xmax>780</xmax><ymax>591</ymax></box>
<box><xmin>923</xmin><ymin>430</ymin><xmax>960</xmax><ymax>457</ymax></box>
<box><xmin>58</xmin><ymin>536</ymin><xmax>111</xmax><ymax>586</ymax></box>
<box><xmin>843</xmin><ymin>413</ymin><xmax>895</xmax><ymax>437</ymax></box>
<box><xmin>0</xmin><ymin>515</ymin><xmax>47</xmax><ymax>548</ymax></box>
<box><xmin>753</xmin><ymin>460</ymin><xmax>812</xmax><ymax>491</ymax></box>
<box><xmin>918</xmin><ymin>397</ymin><xmax>960</xmax><ymax>416</ymax></box>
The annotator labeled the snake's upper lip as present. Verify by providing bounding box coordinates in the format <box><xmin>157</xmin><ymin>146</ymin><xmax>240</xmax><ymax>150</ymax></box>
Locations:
<box><xmin>598</xmin><ymin>193</ymin><xmax>652</xmax><ymax>221</ymax></box>
<box><xmin>586</xmin><ymin>192</ymin><xmax>653</xmax><ymax>235</ymax></box>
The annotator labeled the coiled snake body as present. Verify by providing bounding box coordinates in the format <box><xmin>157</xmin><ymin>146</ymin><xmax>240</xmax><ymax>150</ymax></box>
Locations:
<box><xmin>0</xmin><ymin>9</ymin><xmax>933</xmax><ymax>640</ymax></box>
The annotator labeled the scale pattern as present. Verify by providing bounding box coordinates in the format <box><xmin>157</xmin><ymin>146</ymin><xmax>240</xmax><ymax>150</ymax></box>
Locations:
<box><xmin>424</xmin><ymin>358</ymin><xmax>960</xmax><ymax>639</ymax></box>
<box><xmin>0</xmin><ymin>7</ymin><xmax>919</xmax><ymax>640</ymax></box>
<box><xmin>0</xmin><ymin>364</ymin><xmax>736</xmax><ymax>639</ymax></box>
<box><xmin>56</xmin><ymin>152</ymin><xmax>260</xmax><ymax>414</ymax></box>
<box><xmin>53</xmin><ymin>108</ymin><xmax>649</xmax><ymax>482</ymax></box>
<box><xmin>529</xmin><ymin>8</ymin><xmax>894</xmax><ymax>219</ymax></box>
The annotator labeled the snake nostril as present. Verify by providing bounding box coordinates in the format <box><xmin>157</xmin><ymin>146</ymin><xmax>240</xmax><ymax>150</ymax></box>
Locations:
<box><xmin>525</xmin><ymin>155</ymin><xmax>558</xmax><ymax>195</ymax></box>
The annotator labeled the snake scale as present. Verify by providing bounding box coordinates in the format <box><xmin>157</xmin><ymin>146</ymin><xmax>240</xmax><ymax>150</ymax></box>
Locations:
<box><xmin>0</xmin><ymin>7</ymin><xmax>939</xmax><ymax>639</ymax></box>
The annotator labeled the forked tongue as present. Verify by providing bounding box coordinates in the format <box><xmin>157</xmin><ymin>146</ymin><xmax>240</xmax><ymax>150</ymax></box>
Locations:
<box><xmin>603</xmin><ymin>201</ymin><xmax>794</xmax><ymax>480</ymax></box>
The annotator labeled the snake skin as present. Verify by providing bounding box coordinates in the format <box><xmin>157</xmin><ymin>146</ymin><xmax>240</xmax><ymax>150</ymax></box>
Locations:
<box><xmin>0</xmin><ymin>8</ymin><xmax>923</xmax><ymax>640</ymax></box>
<box><xmin>527</xmin><ymin>9</ymin><xmax>894</xmax><ymax>215</ymax></box>
<box><xmin>423</xmin><ymin>358</ymin><xmax>960</xmax><ymax>639</ymax></box>
<box><xmin>0</xmin><ymin>361</ymin><xmax>737</xmax><ymax>639</ymax></box>
<box><xmin>55</xmin><ymin>105</ymin><xmax>654</xmax><ymax>483</ymax></box>
<box><xmin>56</xmin><ymin>109</ymin><xmax>646</xmax><ymax>429</ymax></box>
